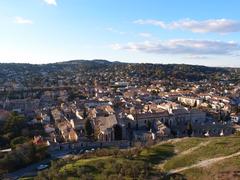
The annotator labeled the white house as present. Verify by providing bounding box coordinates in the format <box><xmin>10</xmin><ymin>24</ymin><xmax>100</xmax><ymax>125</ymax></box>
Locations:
<box><xmin>231</xmin><ymin>113</ymin><xmax>240</xmax><ymax>123</ymax></box>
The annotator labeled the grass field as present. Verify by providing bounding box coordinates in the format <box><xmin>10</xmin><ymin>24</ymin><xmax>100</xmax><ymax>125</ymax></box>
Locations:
<box><xmin>157</xmin><ymin>135</ymin><xmax>240</xmax><ymax>179</ymax></box>
<box><xmin>163</xmin><ymin>136</ymin><xmax>240</xmax><ymax>171</ymax></box>
<box><xmin>138</xmin><ymin>143</ymin><xmax>175</xmax><ymax>164</ymax></box>
<box><xmin>57</xmin><ymin>156</ymin><xmax>153</xmax><ymax>179</ymax></box>
<box><xmin>180</xmin><ymin>155</ymin><xmax>240</xmax><ymax>180</ymax></box>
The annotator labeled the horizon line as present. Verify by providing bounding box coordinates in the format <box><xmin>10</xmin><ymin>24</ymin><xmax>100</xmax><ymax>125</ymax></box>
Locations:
<box><xmin>0</xmin><ymin>59</ymin><xmax>239</xmax><ymax>69</ymax></box>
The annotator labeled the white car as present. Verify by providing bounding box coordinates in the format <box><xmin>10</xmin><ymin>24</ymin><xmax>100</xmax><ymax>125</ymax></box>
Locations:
<box><xmin>37</xmin><ymin>164</ymin><xmax>49</xmax><ymax>171</ymax></box>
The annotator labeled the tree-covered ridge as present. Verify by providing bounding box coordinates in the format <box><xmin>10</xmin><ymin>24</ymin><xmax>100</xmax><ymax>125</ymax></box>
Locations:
<box><xmin>1</xmin><ymin>60</ymin><xmax>239</xmax><ymax>88</ymax></box>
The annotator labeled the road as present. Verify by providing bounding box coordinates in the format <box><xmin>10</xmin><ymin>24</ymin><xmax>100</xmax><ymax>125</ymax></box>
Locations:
<box><xmin>4</xmin><ymin>150</ymin><xmax>71</xmax><ymax>180</ymax></box>
<box><xmin>3</xmin><ymin>143</ymin><xmax>129</xmax><ymax>179</ymax></box>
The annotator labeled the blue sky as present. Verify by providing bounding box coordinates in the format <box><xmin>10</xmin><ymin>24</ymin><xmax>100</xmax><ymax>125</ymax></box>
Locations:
<box><xmin>0</xmin><ymin>0</ymin><xmax>240</xmax><ymax>67</ymax></box>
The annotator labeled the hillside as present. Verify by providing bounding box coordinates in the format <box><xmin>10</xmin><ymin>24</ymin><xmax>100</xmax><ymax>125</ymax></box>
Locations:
<box><xmin>30</xmin><ymin>135</ymin><xmax>240</xmax><ymax>180</ymax></box>
<box><xmin>1</xmin><ymin>60</ymin><xmax>240</xmax><ymax>85</ymax></box>
<box><xmin>160</xmin><ymin>136</ymin><xmax>240</xmax><ymax>179</ymax></box>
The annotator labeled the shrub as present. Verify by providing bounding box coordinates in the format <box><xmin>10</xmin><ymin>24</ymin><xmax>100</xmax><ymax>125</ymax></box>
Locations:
<box><xmin>10</xmin><ymin>136</ymin><xmax>29</xmax><ymax>149</ymax></box>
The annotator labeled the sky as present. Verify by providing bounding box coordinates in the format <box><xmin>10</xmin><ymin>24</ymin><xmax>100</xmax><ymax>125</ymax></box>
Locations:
<box><xmin>0</xmin><ymin>0</ymin><xmax>240</xmax><ymax>67</ymax></box>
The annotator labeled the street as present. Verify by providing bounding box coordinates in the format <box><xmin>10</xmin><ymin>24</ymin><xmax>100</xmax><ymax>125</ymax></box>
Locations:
<box><xmin>4</xmin><ymin>150</ymin><xmax>71</xmax><ymax>180</ymax></box>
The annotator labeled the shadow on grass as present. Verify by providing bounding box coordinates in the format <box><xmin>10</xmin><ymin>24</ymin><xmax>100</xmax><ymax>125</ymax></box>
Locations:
<box><xmin>78</xmin><ymin>165</ymin><xmax>98</xmax><ymax>172</ymax></box>
<box><xmin>138</xmin><ymin>144</ymin><xmax>176</xmax><ymax>165</ymax></box>
<box><xmin>164</xmin><ymin>173</ymin><xmax>187</xmax><ymax>180</ymax></box>
<box><xmin>149</xmin><ymin>172</ymin><xmax>187</xmax><ymax>180</ymax></box>
<box><xmin>215</xmin><ymin>142</ymin><xmax>228</xmax><ymax>145</ymax></box>
<box><xmin>68</xmin><ymin>164</ymin><xmax>99</xmax><ymax>177</ymax></box>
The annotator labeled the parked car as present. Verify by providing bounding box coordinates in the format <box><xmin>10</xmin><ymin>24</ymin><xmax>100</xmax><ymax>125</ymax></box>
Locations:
<box><xmin>37</xmin><ymin>164</ymin><xmax>49</xmax><ymax>171</ymax></box>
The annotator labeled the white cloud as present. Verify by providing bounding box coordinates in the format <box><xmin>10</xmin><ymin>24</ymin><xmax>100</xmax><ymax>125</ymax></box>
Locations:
<box><xmin>44</xmin><ymin>0</ymin><xmax>57</xmax><ymax>6</ymax></box>
<box><xmin>14</xmin><ymin>16</ymin><xmax>33</xmax><ymax>25</ymax></box>
<box><xmin>134</xmin><ymin>19</ymin><xmax>240</xmax><ymax>33</ymax></box>
<box><xmin>111</xmin><ymin>39</ymin><xmax>240</xmax><ymax>56</ymax></box>
<box><xmin>134</xmin><ymin>19</ymin><xmax>167</xmax><ymax>28</ymax></box>
<box><xmin>138</xmin><ymin>32</ymin><xmax>152</xmax><ymax>37</ymax></box>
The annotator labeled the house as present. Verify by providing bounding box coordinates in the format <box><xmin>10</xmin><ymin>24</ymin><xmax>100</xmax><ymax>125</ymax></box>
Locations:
<box><xmin>135</xmin><ymin>110</ymin><xmax>170</xmax><ymax>128</ymax></box>
<box><xmin>133</xmin><ymin>130</ymin><xmax>153</xmax><ymax>141</ymax></box>
<box><xmin>33</xmin><ymin>135</ymin><xmax>50</xmax><ymax>146</ymax></box>
<box><xmin>170</xmin><ymin>108</ymin><xmax>190</xmax><ymax>126</ymax></box>
<box><xmin>190</xmin><ymin>109</ymin><xmax>206</xmax><ymax>124</ymax></box>
<box><xmin>178</xmin><ymin>96</ymin><xmax>203</xmax><ymax>107</ymax></box>
<box><xmin>4</xmin><ymin>98</ymin><xmax>40</xmax><ymax>112</ymax></box>
<box><xmin>44</xmin><ymin>124</ymin><xmax>55</xmax><ymax>134</ymax></box>
<box><xmin>68</xmin><ymin>129</ymin><xmax>78</xmax><ymax>142</ymax></box>
<box><xmin>130</xmin><ymin>101</ymin><xmax>207</xmax><ymax>139</ymax></box>
<box><xmin>231</xmin><ymin>113</ymin><xmax>240</xmax><ymax>123</ymax></box>
<box><xmin>51</xmin><ymin>108</ymin><xmax>62</xmax><ymax>123</ymax></box>
<box><xmin>70</xmin><ymin>118</ymin><xmax>86</xmax><ymax>131</ymax></box>
<box><xmin>156</xmin><ymin>121</ymin><xmax>171</xmax><ymax>137</ymax></box>
<box><xmin>58</xmin><ymin>121</ymin><xmax>78</xmax><ymax>142</ymax></box>
<box><xmin>96</xmin><ymin>114</ymin><xmax>118</xmax><ymax>142</ymax></box>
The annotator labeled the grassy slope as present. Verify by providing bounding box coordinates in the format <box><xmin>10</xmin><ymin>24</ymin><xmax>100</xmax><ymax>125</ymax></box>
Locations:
<box><xmin>52</xmin><ymin>144</ymin><xmax>176</xmax><ymax>179</ymax></box>
<box><xmin>178</xmin><ymin>154</ymin><xmax>240</xmax><ymax>180</ymax></box>
<box><xmin>34</xmin><ymin>135</ymin><xmax>240</xmax><ymax>179</ymax></box>
<box><xmin>138</xmin><ymin>143</ymin><xmax>175</xmax><ymax>164</ymax></box>
<box><xmin>161</xmin><ymin>136</ymin><xmax>240</xmax><ymax>179</ymax></box>
<box><xmin>163</xmin><ymin>136</ymin><xmax>240</xmax><ymax>170</ymax></box>
<box><xmin>58</xmin><ymin>156</ymin><xmax>153</xmax><ymax>180</ymax></box>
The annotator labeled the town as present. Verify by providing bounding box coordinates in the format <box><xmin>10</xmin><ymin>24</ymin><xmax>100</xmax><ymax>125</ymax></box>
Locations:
<box><xmin>1</xmin><ymin>0</ymin><xmax>240</xmax><ymax>179</ymax></box>
<box><xmin>0</xmin><ymin>60</ymin><xmax>240</xmax><ymax>179</ymax></box>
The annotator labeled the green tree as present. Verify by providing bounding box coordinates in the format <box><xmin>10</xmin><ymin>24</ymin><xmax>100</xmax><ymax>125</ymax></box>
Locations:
<box><xmin>187</xmin><ymin>123</ymin><xmax>193</xmax><ymax>137</ymax></box>
<box><xmin>83</xmin><ymin>108</ymin><xmax>88</xmax><ymax>119</ymax></box>
<box><xmin>3</xmin><ymin>112</ymin><xmax>26</xmax><ymax>137</ymax></box>
<box><xmin>0</xmin><ymin>142</ymin><xmax>48</xmax><ymax>173</ymax></box>
<box><xmin>194</xmin><ymin>101</ymin><xmax>197</xmax><ymax>107</ymax></box>
<box><xmin>147</xmin><ymin>121</ymin><xmax>152</xmax><ymax>131</ymax></box>
<box><xmin>10</xmin><ymin>136</ymin><xmax>29</xmax><ymax>149</ymax></box>
<box><xmin>114</xmin><ymin>124</ymin><xmax>122</xmax><ymax>140</ymax></box>
<box><xmin>84</xmin><ymin>119</ymin><xmax>94</xmax><ymax>137</ymax></box>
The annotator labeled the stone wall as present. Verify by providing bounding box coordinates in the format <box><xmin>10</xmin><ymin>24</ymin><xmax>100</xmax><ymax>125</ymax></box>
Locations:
<box><xmin>49</xmin><ymin>140</ymin><xmax>131</xmax><ymax>152</ymax></box>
